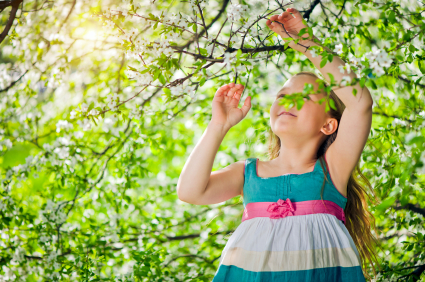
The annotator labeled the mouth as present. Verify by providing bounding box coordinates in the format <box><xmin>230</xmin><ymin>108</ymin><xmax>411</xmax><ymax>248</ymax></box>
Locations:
<box><xmin>278</xmin><ymin>111</ymin><xmax>296</xmax><ymax>117</ymax></box>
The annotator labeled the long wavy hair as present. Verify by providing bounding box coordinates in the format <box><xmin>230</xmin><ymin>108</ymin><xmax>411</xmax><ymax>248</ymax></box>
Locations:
<box><xmin>265</xmin><ymin>71</ymin><xmax>379</xmax><ymax>279</ymax></box>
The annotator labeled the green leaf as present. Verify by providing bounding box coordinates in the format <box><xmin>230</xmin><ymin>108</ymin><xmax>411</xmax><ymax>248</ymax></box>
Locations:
<box><xmin>153</xmin><ymin>69</ymin><xmax>160</xmax><ymax>81</ymax></box>
<box><xmin>352</xmin><ymin>88</ymin><xmax>357</xmax><ymax>97</ymax></box>
<box><xmin>140</xmin><ymin>68</ymin><xmax>150</xmax><ymax>74</ymax></box>
<box><xmin>418</xmin><ymin>60</ymin><xmax>425</xmax><ymax>74</ymax></box>
<box><xmin>88</xmin><ymin>102</ymin><xmax>95</xmax><ymax>113</ymax></box>
<box><xmin>158</xmin><ymin>74</ymin><xmax>166</xmax><ymax>84</ymax></box>
<box><xmin>409</xmin><ymin>44</ymin><xmax>418</xmax><ymax>53</ymax></box>
<box><xmin>296</xmin><ymin>98</ymin><xmax>305</xmax><ymax>110</ymax></box>
<box><xmin>298</xmin><ymin>28</ymin><xmax>308</xmax><ymax>37</ymax></box>
<box><xmin>388</xmin><ymin>10</ymin><xmax>396</xmax><ymax>23</ymax></box>
<box><xmin>370</xmin><ymin>79</ymin><xmax>378</xmax><ymax>90</ymax></box>
<box><xmin>327</xmin><ymin>73</ymin><xmax>335</xmax><ymax>85</ymax></box>
<box><xmin>163</xmin><ymin>88</ymin><xmax>171</xmax><ymax>95</ymax></box>
<box><xmin>199</xmin><ymin>77</ymin><xmax>206</xmax><ymax>86</ymax></box>
<box><xmin>325</xmin><ymin>101</ymin><xmax>330</xmax><ymax>113</ymax></box>
<box><xmin>329</xmin><ymin>98</ymin><xmax>337</xmax><ymax>111</ymax></box>
<box><xmin>376</xmin><ymin>197</ymin><xmax>396</xmax><ymax>211</ymax></box>
<box><xmin>236</xmin><ymin>49</ymin><xmax>243</xmax><ymax>58</ymax></box>
<box><xmin>308</xmin><ymin>27</ymin><xmax>313</xmax><ymax>39</ymax></box>
<box><xmin>360</xmin><ymin>77</ymin><xmax>366</xmax><ymax>88</ymax></box>
<box><xmin>200</xmin><ymin>48</ymin><xmax>209</xmax><ymax>56</ymax></box>
<box><xmin>320</xmin><ymin>56</ymin><xmax>328</xmax><ymax>68</ymax></box>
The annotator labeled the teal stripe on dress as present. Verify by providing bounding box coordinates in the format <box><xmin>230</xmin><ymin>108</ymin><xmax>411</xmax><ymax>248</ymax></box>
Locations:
<box><xmin>212</xmin><ymin>264</ymin><xmax>366</xmax><ymax>282</ymax></box>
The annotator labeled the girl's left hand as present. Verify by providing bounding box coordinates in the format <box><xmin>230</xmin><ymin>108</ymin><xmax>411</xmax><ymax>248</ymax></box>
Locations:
<box><xmin>266</xmin><ymin>8</ymin><xmax>312</xmax><ymax>48</ymax></box>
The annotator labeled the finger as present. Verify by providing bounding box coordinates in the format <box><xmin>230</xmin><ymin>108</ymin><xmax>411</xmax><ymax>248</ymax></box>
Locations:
<box><xmin>278</xmin><ymin>10</ymin><xmax>293</xmax><ymax>22</ymax></box>
<box><xmin>229</xmin><ymin>91</ymin><xmax>241</xmax><ymax>107</ymax></box>
<box><xmin>216</xmin><ymin>84</ymin><xmax>232</xmax><ymax>96</ymax></box>
<box><xmin>240</xmin><ymin>96</ymin><xmax>252</xmax><ymax>117</ymax></box>
<box><xmin>233</xmin><ymin>85</ymin><xmax>244</xmax><ymax>103</ymax></box>
<box><xmin>269</xmin><ymin>15</ymin><xmax>279</xmax><ymax>21</ymax></box>
<box><xmin>230</xmin><ymin>84</ymin><xmax>244</xmax><ymax>98</ymax></box>
<box><xmin>226</xmin><ymin>85</ymin><xmax>238</xmax><ymax>98</ymax></box>
<box><xmin>287</xmin><ymin>8</ymin><xmax>302</xmax><ymax>19</ymax></box>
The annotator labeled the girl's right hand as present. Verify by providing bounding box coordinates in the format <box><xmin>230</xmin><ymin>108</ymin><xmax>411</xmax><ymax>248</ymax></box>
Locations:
<box><xmin>210</xmin><ymin>83</ymin><xmax>251</xmax><ymax>131</ymax></box>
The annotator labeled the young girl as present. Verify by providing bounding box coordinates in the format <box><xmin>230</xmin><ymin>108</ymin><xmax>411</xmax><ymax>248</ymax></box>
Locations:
<box><xmin>177</xmin><ymin>7</ymin><xmax>378</xmax><ymax>282</ymax></box>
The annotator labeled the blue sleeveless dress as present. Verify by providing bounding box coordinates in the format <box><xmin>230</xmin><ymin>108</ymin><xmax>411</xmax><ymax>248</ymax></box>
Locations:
<box><xmin>212</xmin><ymin>156</ymin><xmax>366</xmax><ymax>281</ymax></box>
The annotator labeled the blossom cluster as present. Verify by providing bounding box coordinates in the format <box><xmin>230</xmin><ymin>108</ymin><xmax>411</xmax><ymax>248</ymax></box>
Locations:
<box><xmin>187</xmin><ymin>0</ymin><xmax>210</xmax><ymax>11</ymax></box>
<box><xmin>40</xmin><ymin>199</ymin><xmax>67</xmax><ymax>225</ymax></box>
<box><xmin>363</xmin><ymin>47</ymin><xmax>393</xmax><ymax>76</ymax></box>
<box><xmin>227</xmin><ymin>4</ymin><xmax>249</xmax><ymax>23</ymax></box>
<box><xmin>3</xmin><ymin>154</ymin><xmax>48</xmax><ymax>184</ymax></box>
<box><xmin>169</xmin><ymin>83</ymin><xmax>197</xmax><ymax>101</ymax></box>
<box><xmin>334</xmin><ymin>44</ymin><xmax>393</xmax><ymax>77</ymax></box>
<box><xmin>125</xmin><ymin>69</ymin><xmax>153</xmax><ymax>86</ymax></box>
<box><xmin>56</xmin><ymin>120</ymin><xmax>74</xmax><ymax>133</ymax></box>
<box><xmin>0</xmin><ymin>138</ymin><xmax>13</xmax><ymax>151</ymax></box>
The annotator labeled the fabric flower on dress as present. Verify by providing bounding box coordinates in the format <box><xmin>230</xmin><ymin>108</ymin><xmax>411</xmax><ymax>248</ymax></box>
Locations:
<box><xmin>267</xmin><ymin>198</ymin><xmax>295</xmax><ymax>219</ymax></box>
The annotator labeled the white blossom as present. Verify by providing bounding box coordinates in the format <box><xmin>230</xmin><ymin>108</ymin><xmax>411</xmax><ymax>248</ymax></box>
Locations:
<box><xmin>54</xmin><ymin>147</ymin><xmax>69</xmax><ymax>159</ymax></box>
<box><xmin>340</xmin><ymin>76</ymin><xmax>352</xmax><ymax>86</ymax></box>
<box><xmin>74</xmin><ymin>131</ymin><xmax>84</xmax><ymax>139</ymax></box>
<box><xmin>39</xmin><ymin>235</ymin><xmax>49</xmax><ymax>243</ymax></box>
<box><xmin>224</xmin><ymin>52</ymin><xmax>236</xmax><ymax>65</ymax></box>
<box><xmin>227</xmin><ymin>4</ymin><xmax>249</xmax><ymax>22</ymax></box>
<box><xmin>333</xmin><ymin>43</ymin><xmax>344</xmax><ymax>55</ymax></box>
<box><xmin>56</xmin><ymin>120</ymin><xmax>73</xmax><ymax>133</ymax></box>
<box><xmin>78</xmin><ymin>119</ymin><xmax>92</xmax><ymax>131</ymax></box>
<box><xmin>170</xmin><ymin>84</ymin><xmax>185</xmax><ymax>96</ymax></box>
<box><xmin>374</xmin><ymin>66</ymin><xmax>385</xmax><ymax>76</ymax></box>
<box><xmin>309</xmin><ymin>49</ymin><xmax>318</xmax><ymax>58</ymax></box>
<box><xmin>88</xmin><ymin>109</ymin><xmax>99</xmax><ymax>116</ymax></box>
<box><xmin>81</xmin><ymin>103</ymin><xmax>89</xmax><ymax>113</ymax></box>
<box><xmin>70</xmin><ymin>110</ymin><xmax>77</xmax><ymax>119</ymax></box>
<box><xmin>12</xmin><ymin>247</ymin><xmax>25</xmax><ymax>264</ymax></box>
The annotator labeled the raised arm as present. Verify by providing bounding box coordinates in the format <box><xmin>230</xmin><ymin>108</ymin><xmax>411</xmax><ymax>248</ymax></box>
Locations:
<box><xmin>266</xmin><ymin>8</ymin><xmax>373</xmax><ymax>196</ymax></box>
<box><xmin>177</xmin><ymin>83</ymin><xmax>251</xmax><ymax>205</ymax></box>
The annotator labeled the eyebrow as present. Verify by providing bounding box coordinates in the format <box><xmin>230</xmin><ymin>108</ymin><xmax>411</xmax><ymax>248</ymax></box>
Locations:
<box><xmin>277</xmin><ymin>87</ymin><xmax>289</xmax><ymax>95</ymax></box>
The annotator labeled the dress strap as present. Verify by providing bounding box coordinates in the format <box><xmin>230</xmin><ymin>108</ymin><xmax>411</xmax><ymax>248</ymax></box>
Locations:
<box><xmin>244</xmin><ymin>158</ymin><xmax>257</xmax><ymax>177</ymax></box>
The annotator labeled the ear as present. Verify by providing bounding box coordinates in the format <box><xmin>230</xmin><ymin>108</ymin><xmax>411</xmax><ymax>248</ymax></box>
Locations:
<box><xmin>320</xmin><ymin>117</ymin><xmax>338</xmax><ymax>136</ymax></box>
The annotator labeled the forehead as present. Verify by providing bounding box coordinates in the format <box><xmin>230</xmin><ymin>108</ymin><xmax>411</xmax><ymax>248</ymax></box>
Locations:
<box><xmin>277</xmin><ymin>75</ymin><xmax>325</xmax><ymax>99</ymax></box>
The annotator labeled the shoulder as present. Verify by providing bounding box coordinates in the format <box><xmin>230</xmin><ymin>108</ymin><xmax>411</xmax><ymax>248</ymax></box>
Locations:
<box><xmin>218</xmin><ymin>160</ymin><xmax>246</xmax><ymax>176</ymax></box>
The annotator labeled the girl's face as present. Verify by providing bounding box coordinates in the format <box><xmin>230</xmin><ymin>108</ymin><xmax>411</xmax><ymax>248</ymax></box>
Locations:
<box><xmin>270</xmin><ymin>75</ymin><xmax>330</xmax><ymax>139</ymax></box>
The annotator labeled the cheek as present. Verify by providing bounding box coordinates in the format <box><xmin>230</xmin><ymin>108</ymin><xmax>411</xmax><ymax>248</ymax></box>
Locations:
<box><xmin>270</xmin><ymin>102</ymin><xmax>279</xmax><ymax>117</ymax></box>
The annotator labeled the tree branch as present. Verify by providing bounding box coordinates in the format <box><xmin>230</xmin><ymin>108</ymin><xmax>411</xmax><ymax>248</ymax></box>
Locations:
<box><xmin>0</xmin><ymin>0</ymin><xmax>23</xmax><ymax>44</ymax></box>
<box><xmin>393</xmin><ymin>202</ymin><xmax>425</xmax><ymax>217</ymax></box>
<box><xmin>301</xmin><ymin>0</ymin><xmax>321</xmax><ymax>21</ymax></box>
<box><xmin>0</xmin><ymin>69</ymin><xmax>29</xmax><ymax>93</ymax></box>
<box><xmin>179</xmin><ymin>0</ymin><xmax>230</xmax><ymax>50</ymax></box>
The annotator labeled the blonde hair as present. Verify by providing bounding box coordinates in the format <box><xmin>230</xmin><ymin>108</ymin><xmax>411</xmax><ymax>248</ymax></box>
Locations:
<box><xmin>266</xmin><ymin>71</ymin><xmax>379</xmax><ymax>280</ymax></box>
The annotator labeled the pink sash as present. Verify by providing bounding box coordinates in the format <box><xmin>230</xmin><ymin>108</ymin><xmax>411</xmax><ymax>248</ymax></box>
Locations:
<box><xmin>242</xmin><ymin>199</ymin><xmax>346</xmax><ymax>224</ymax></box>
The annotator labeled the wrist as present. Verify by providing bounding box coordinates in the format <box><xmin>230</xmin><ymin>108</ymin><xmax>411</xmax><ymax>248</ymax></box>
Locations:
<box><xmin>289</xmin><ymin>35</ymin><xmax>322</xmax><ymax>53</ymax></box>
<box><xmin>207</xmin><ymin>122</ymin><xmax>230</xmax><ymax>136</ymax></box>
